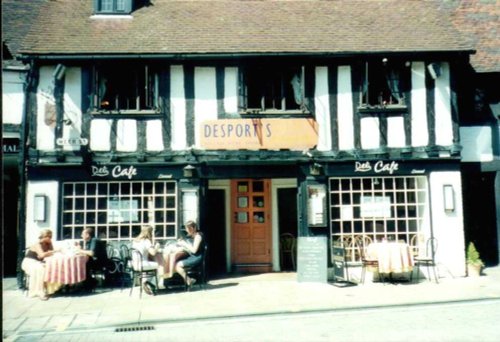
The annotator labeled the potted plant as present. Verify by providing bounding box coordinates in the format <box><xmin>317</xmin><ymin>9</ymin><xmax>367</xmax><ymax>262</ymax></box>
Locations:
<box><xmin>466</xmin><ymin>242</ymin><xmax>484</xmax><ymax>277</ymax></box>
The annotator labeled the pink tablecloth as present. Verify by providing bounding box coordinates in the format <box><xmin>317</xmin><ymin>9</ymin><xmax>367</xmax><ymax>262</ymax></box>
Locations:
<box><xmin>367</xmin><ymin>242</ymin><xmax>414</xmax><ymax>273</ymax></box>
<box><xmin>44</xmin><ymin>253</ymin><xmax>88</xmax><ymax>285</ymax></box>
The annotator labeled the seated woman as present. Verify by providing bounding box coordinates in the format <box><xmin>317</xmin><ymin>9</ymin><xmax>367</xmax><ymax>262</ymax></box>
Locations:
<box><xmin>168</xmin><ymin>220</ymin><xmax>204</xmax><ymax>287</ymax></box>
<box><xmin>131</xmin><ymin>225</ymin><xmax>165</xmax><ymax>295</ymax></box>
<box><xmin>21</xmin><ymin>229</ymin><xmax>61</xmax><ymax>300</ymax></box>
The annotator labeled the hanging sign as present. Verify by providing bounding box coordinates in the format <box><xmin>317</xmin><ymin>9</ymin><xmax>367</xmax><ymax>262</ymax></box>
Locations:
<box><xmin>200</xmin><ymin>118</ymin><xmax>318</xmax><ymax>150</ymax></box>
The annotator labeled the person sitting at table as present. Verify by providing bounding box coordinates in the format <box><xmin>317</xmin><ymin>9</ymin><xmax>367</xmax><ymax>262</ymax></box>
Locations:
<box><xmin>76</xmin><ymin>227</ymin><xmax>109</xmax><ymax>290</ymax></box>
<box><xmin>132</xmin><ymin>225</ymin><xmax>166</xmax><ymax>295</ymax></box>
<box><xmin>21</xmin><ymin>229</ymin><xmax>61</xmax><ymax>300</ymax></box>
<box><xmin>169</xmin><ymin>220</ymin><xmax>204</xmax><ymax>287</ymax></box>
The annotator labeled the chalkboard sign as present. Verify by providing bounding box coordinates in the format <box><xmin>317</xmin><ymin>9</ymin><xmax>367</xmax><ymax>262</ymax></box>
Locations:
<box><xmin>332</xmin><ymin>245</ymin><xmax>348</xmax><ymax>282</ymax></box>
<box><xmin>297</xmin><ymin>236</ymin><xmax>328</xmax><ymax>283</ymax></box>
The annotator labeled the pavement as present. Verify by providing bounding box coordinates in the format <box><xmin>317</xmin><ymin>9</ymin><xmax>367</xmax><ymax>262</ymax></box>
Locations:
<box><xmin>3</xmin><ymin>267</ymin><xmax>500</xmax><ymax>341</ymax></box>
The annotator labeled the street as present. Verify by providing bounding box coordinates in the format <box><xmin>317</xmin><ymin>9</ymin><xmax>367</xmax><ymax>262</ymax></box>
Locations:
<box><xmin>13</xmin><ymin>298</ymin><xmax>500</xmax><ymax>342</ymax></box>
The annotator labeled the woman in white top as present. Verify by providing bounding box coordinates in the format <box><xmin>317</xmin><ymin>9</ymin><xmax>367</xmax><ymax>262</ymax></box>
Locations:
<box><xmin>131</xmin><ymin>225</ymin><xmax>166</xmax><ymax>295</ymax></box>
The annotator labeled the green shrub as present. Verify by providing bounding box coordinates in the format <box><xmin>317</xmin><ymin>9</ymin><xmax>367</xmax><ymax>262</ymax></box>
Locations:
<box><xmin>466</xmin><ymin>242</ymin><xmax>484</xmax><ymax>267</ymax></box>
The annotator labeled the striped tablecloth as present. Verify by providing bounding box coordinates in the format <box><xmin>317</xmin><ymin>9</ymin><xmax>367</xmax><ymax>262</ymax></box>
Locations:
<box><xmin>44</xmin><ymin>253</ymin><xmax>88</xmax><ymax>285</ymax></box>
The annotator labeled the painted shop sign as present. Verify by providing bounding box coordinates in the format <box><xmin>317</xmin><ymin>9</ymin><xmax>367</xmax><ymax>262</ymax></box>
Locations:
<box><xmin>200</xmin><ymin>118</ymin><xmax>318</xmax><ymax>150</ymax></box>
<box><xmin>91</xmin><ymin>165</ymin><xmax>138</xmax><ymax>179</ymax></box>
<box><xmin>3</xmin><ymin>138</ymin><xmax>19</xmax><ymax>154</ymax></box>
<box><xmin>56</xmin><ymin>138</ymin><xmax>89</xmax><ymax>147</ymax></box>
<box><xmin>354</xmin><ymin>161</ymin><xmax>399</xmax><ymax>175</ymax></box>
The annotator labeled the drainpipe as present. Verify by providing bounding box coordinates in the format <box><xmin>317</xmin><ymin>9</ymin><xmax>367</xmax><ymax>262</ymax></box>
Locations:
<box><xmin>16</xmin><ymin>60</ymin><xmax>35</xmax><ymax>288</ymax></box>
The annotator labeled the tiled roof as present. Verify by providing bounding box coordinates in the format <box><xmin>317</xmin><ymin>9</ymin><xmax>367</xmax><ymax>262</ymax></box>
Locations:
<box><xmin>18</xmin><ymin>0</ymin><xmax>473</xmax><ymax>57</ymax></box>
<box><xmin>2</xmin><ymin>0</ymin><xmax>47</xmax><ymax>68</ymax></box>
<box><xmin>440</xmin><ymin>0</ymin><xmax>499</xmax><ymax>73</ymax></box>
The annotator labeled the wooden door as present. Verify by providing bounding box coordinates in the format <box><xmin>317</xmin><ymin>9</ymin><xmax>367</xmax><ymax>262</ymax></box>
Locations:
<box><xmin>231</xmin><ymin>179</ymin><xmax>272</xmax><ymax>267</ymax></box>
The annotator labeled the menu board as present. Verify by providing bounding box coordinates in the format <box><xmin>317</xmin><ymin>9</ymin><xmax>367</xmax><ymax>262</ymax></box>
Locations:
<box><xmin>297</xmin><ymin>236</ymin><xmax>328</xmax><ymax>283</ymax></box>
<box><xmin>332</xmin><ymin>245</ymin><xmax>347</xmax><ymax>282</ymax></box>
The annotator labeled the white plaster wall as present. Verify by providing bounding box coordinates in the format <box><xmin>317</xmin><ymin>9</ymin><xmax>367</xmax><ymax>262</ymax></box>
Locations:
<box><xmin>2</xmin><ymin>70</ymin><xmax>25</xmax><ymax>125</ymax></box>
<box><xmin>387</xmin><ymin>116</ymin><xmax>405</xmax><ymax>148</ymax></box>
<box><xmin>360</xmin><ymin>117</ymin><xmax>380</xmax><ymax>149</ymax></box>
<box><xmin>25</xmin><ymin>181</ymin><xmax>59</xmax><ymax>247</ymax></box>
<box><xmin>194</xmin><ymin>67</ymin><xmax>218</xmax><ymax>147</ymax></box>
<box><xmin>315</xmin><ymin>66</ymin><xmax>331</xmax><ymax>151</ymax></box>
<box><xmin>36</xmin><ymin>66</ymin><xmax>57</xmax><ymax>151</ymax></box>
<box><xmin>90</xmin><ymin>119</ymin><xmax>112</xmax><ymax>151</ymax></box>
<box><xmin>224</xmin><ymin>67</ymin><xmax>238</xmax><ymax>115</ymax></box>
<box><xmin>116</xmin><ymin>119</ymin><xmax>137</xmax><ymax>151</ymax></box>
<box><xmin>146</xmin><ymin>120</ymin><xmax>164</xmax><ymax>151</ymax></box>
<box><xmin>62</xmin><ymin>67</ymin><xmax>83</xmax><ymax>151</ymax></box>
<box><xmin>434</xmin><ymin>62</ymin><xmax>453</xmax><ymax>146</ymax></box>
<box><xmin>429</xmin><ymin>171</ymin><xmax>466</xmax><ymax>278</ymax></box>
<box><xmin>171</xmin><ymin>65</ymin><xmax>187</xmax><ymax>150</ymax></box>
<box><xmin>411</xmin><ymin>62</ymin><xmax>428</xmax><ymax>147</ymax></box>
<box><xmin>337</xmin><ymin>66</ymin><xmax>355</xmax><ymax>150</ymax></box>
<box><xmin>460</xmin><ymin>126</ymin><xmax>495</xmax><ymax>162</ymax></box>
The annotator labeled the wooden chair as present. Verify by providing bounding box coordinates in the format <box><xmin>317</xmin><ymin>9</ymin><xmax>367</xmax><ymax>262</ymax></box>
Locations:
<box><xmin>280</xmin><ymin>233</ymin><xmax>297</xmax><ymax>271</ymax></box>
<box><xmin>411</xmin><ymin>237</ymin><xmax>439</xmax><ymax>283</ymax></box>
<box><xmin>130</xmin><ymin>248</ymin><xmax>159</xmax><ymax>298</ymax></box>
<box><xmin>184</xmin><ymin>243</ymin><xmax>208</xmax><ymax>291</ymax></box>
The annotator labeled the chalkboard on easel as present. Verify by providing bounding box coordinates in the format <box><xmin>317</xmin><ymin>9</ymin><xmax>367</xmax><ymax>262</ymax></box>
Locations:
<box><xmin>297</xmin><ymin>236</ymin><xmax>328</xmax><ymax>283</ymax></box>
<box><xmin>332</xmin><ymin>245</ymin><xmax>347</xmax><ymax>282</ymax></box>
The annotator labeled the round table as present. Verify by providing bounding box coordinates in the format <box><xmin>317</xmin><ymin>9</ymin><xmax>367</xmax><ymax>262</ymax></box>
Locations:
<box><xmin>44</xmin><ymin>252</ymin><xmax>88</xmax><ymax>285</ymax></box>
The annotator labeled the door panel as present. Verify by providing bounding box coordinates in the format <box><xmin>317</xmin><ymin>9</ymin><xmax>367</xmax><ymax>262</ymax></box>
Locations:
<box><xmin>231</xmin><ymin>179</ymin><xmax>272</xmax><ymax>266</ymax></box>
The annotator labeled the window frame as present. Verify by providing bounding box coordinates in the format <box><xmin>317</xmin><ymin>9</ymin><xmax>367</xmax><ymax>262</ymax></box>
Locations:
<box><xmin>239</xmin><ymin>64</ymin><xmax>310</xmax><ymax>115</ymax></box>
<box><xmin>94</xmin><ymin>0</ymin><xmax>131</xmax><ymax>14</ymax></box>
<box><xmin>358</xmin><ymin>60</ymin><xmax>409</xmax><ymax>113</ymax></box>
<box><xmin>90</xmin><ymin>62</ymin><xmax>160</xmax><ymax>115</ymax></box>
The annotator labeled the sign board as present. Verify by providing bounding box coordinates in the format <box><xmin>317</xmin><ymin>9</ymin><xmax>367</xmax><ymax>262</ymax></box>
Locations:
<box><xmin>297</xmin><ymin>236</ymin><xmax>328</xmax><ymax>283</ymax></box>
<box><xmin>332</xmin><ymin>245</ymin><xmax>347</xmax><ymax>282</ymax></box>
<box><xmin>199</xmin><ymin>118</ymin><xmax>318</xmax><ymax>150</ymax></box>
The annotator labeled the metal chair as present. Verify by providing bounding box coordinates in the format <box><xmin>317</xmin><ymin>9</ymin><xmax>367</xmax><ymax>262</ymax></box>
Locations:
<box><xmin>358</xmin><ymin>235</ymin><xmax>382</xmax><ymax>284</ymax></box>
<box><xmin>130</xmin><ymin>248</ymin><xmax>159</xmax><ymax>298</ymax></box>
<box><xmin>279</xmin><ymin>233</ymin><xmax>296</xmax><ymax>271</ymax></box>
<box><xmin>411</xmin><ymin>237</ymin><xmax>439</xmax><ymax>283</ymax></box>
<box><xmin>184</xmin><ymin>244</ymin><xmax>208</xmax><ymax>291</ymax></box>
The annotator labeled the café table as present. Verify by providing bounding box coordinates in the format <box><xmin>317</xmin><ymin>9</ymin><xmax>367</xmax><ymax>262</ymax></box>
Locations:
<box><xmin>366</xmin><ymin>241</ymin><xmax>414</xmax><ymax>278</ymax></box>
<box><xmin>44</xmin><ymin>251</ymin><xmax>88</xmax><ymax>286</ymax></box>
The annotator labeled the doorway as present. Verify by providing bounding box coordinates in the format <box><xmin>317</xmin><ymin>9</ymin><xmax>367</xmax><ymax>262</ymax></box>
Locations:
<box><xmin>206</xmin><ymin>189</ymin><xmax>227</xmax><ymax>278</ymax></box>
<box><xmin>278</xmin><ymin>188</ymin><xmax>298</xmax><ymax>271</ymax></box>
<box><xmin>231</xmin><ymin>179</ymin><xmax>272</xmax><ymax>272</ymax></box>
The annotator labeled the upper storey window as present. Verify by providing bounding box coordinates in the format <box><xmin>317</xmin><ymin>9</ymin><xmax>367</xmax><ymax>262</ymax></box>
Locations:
<box><xmin>359</xmin><ymin>59</ymin><xmax>409</xmax><ymax>112</ymax></box>
<box><xmin>239</xmin><ymin>65</ymin><xmax>308</xmax><ymax>115</ymax></box>
<box><xmin>93</xmin><ymin>0</ymin><xmax>132</xmax><ymax>14</ymax></box>
<box><xmin>91</xmin><ymin>62</ymin><xmax>159</xmax><ymax>114</ymax></box>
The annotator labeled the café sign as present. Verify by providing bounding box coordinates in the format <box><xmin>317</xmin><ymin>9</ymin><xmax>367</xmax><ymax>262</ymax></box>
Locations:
<box><xmin>200</xmin><ymin>118</ymin><xmax>318</xmax><ymax>150</ymax></box>
<box><xmin>354</xmin><ymin>161</ymin><xmax>399</xmax><ymax>175</ymax></box>
<box><xmin>91</xmin><ymin>165</ymin><xmax>138</xmax><ymax>179</ymax></box>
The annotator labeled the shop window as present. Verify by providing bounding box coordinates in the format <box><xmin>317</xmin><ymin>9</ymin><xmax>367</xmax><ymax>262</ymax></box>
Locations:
<box><xmin>92</xmin><ymin>63</ymin><xmax>159</xmax><ymax>114</ymax></box>
<box><xmin>359</xmin><ymin>60</ymin><xmax>408</xmax><ymax>111</ymax></box>
<box><xmin>329</xmin><ymin>176</ymin><xmax>429</xmax><ymax>262</ymax></box>
<box><xmin>61</xmin><ymin>181</ymin><xmax>178</xmax><ymax>242</ymax></box>
<box><xmin>239</xmin><ymin>65</ymin><xmax>308</xmax><ymax>114</ymax></box>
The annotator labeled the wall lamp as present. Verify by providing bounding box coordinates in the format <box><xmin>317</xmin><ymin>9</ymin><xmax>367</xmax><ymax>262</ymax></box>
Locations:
<box><xmin>33</xmin><ymin>194</ymin><xmax>47</xmax><ymax>222</ymax></box>
<box><xmin>53</xmin><ymin>64</ymin><xmax>66</xmax><ymax>81</ymax></box>
<box><xmin>183</xmin><ymin>164</ymin><xmax>196</xmax><ymax>178</ymax></box>
<box><xmin>443</xmin><ymin>184</ymin><xmax>455</xmax><ymax>212</ymax></box>
<box><xmin>309</xmin><ymin>163</ymin><xmax>323</xmax><ymax>176</ymax></box>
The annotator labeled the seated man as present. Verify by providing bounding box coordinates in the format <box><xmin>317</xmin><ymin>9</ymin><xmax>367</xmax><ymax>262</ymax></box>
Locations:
<box><xmin>77</xmin><ymin>227</ymin><xmax>109</xmax><ymax>290</ymax></box>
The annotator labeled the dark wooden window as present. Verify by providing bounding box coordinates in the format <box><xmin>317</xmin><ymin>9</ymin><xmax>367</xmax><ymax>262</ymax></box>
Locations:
<box><xmin>359</xmin><ymin>60</ymin><xmax>409</xmax><ymax>111</ymax></box>
<box><xmin>240</xmin><ymin>65</ymin><xmax>307</xmax><ymax>114</ymax></box>
<box><xmin>92</xmin><ymin>62</ymin><xmax>159</xmax><ymax>114</ymax></box>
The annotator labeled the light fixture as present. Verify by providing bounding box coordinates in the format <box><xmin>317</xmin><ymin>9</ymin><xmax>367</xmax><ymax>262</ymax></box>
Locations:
<box><xmin>443</xmin><ymin>184</ymin><xmax>455</xmax><ymax>212</ymax></box>
<box><xmin>309</xmin><ymin>163</ymin><xmax>323</xmax><ymax>176</ymax></box>
<box><xmin>183</xmin><ymin>164</ymin><xmax>196</xmax><ymax>178</ymax></box>
<box><xmin>33</xmin><ymin>194</ymin><xmax>47</xmax><ymax>222</ymax></box>
<box><xmin>53</xmin><ymin>64</ymin><xmax>66</xmax><ymax>81</ymax></box>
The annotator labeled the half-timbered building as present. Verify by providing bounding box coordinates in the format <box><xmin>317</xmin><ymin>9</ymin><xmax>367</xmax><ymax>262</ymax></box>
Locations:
<box><xmin>14</xmin><ymin>0</ymin><xmax>480</xmax><ymax>280</ymax></box>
